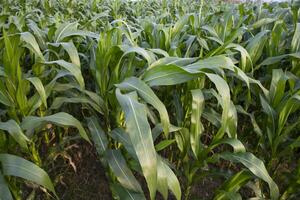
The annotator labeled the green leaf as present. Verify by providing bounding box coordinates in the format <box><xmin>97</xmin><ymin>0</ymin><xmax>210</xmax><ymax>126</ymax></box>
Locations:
<box><xmin>119</xmin><ymin>45</ymin><xmax>156</xmax><ymax>66</ymax></box>
<box><xmin>258</xmin><ymin>52</ymin><xmax>300</xmax><ymax>67</ymax></box>
<box><xmin>16</xmin><ymin>80</ymin><xmax>29</xmax><ymax>115</ymax></box>
<box><xmin>269</xmin><ymin>69</ymin><xmax>287</xmax><ymax>107</ymax></box>
<box><xmin>21</xmin><ymin>112</ymin><xmax>90</xmax><ymax>142</ymax></box>
<box><xmin>210</xmin><ymin>138</ymin><xmax>246</xmax><ymax>153</ymax></box>
<box><xmin>155</xmin><ymin>139</ymin><xmax>176</xmax><ymax>152</ymax></box>
<box><xmin>49</xmin><ymin>42</ymin><xmax>81</xmax><ymax>67</ymax></box>
<box><xmin>190</xmin><ymin>89</ymin><xmax>205</xmax><ymax>158</ymax></box>
<box><xmin>291</xmin><ymin>23</ymin><xmax>300</xmax><ymax>53</ymax></box>
<box><xmin>260</xmin><ymin>95</ymin><xmax>277</xmax><ymax>145</ymax></box>
<box><xmin>206</xmin><ymin>73</ymin><xmax>231</xmax><ymax>140</ymax></box>
<box><xmin>215</xmin><ymin>170</ymin><xmax>252</xmax><ymax>199</ymax></box>
<box><xmin>143</xmin><ymin>55</ymin><xmax>249</xmax><ymax>90</ymax></box>
<box><xmin>291</xmin><ymin>23</ymin><xmax>300</xmax><ymax>74</ymax></box>
<box><xmin>220</xmin><ymin>152</ymin><xmax>279</xmax><ymax>200</ymax></box>
<box><xmin>0</xmin><ymin>88</ymin><xmax>13</xmax><ymax>107</ymax></box>
<box><xmin>54</xmin><ymin>22</ymin><xmax>98</xmax><ymax>42</ymax></box>
<box><xmin>116</xmin><ymin>77</ymin><xmax>170</xmax><ymax>135</ymax></box>
<box><xmin>246</xmin><ymin>30</ymin><xmax>269</xmax><ymax>65</ymax></box>
<box><xmin>251</xmin><ymin>18</ymin><xmax>276</xmax><ymax>29</ymax></box>
<box><xmin>60</xmin><ymin>42</ymin><xmax>81</xmax><ymax>67</ymax></box>
<box><xmin>152</xmin><ymin>123</ymin><xmax>181</xmax><ymax>142</ymax></box>
<box><xmin>143</xmin><ymin>64</ymin><xmax>199</xmax><ymax>86</ymax></box>
<box><xmin>0</xmin><ymin>172</ymin><xmax>13</xmax><ymax>200</ymax></box>
<box><xmin>172</xmin><ymin>15</ymin><xmax>191</xmax><ymax>39</ymax></box>
<box><xmin>106</xmin><ymin>149</ymin><xmax>143</xmax><ymax>193</ymax></box>
<box><xmin>277</xmin><ymin>94</ymin><xmax>300</xmax><ymax>135</ymax></box>
<box><xmin>0</xmin><ymin>119</ymin><xmax>29</xmax><ymax>149</ymax></box>
<box><xmin>157</xmin><ymin>156</ymin><xmax>181</xmax><ymax>200</ymax></box>
<box><xmin>50</xmin><ymin>96</ymin><xmax>103</xmax><ymax>114</ymax></box>
<box><xmin>112</xmin><ymin>184</ymin><xmax>146</xmax><ymax>200</ymax></box>
<box><xmin>26</xmin><ymin>77</ymin><xmax>47</xmax><ymax>108</ymax></box>
<box><xmin>116</xmin><ymin>89</ymin><xmax>157</xmax><ymax>200</ymax></box>
<box><xmin>0</xmin><ymin>154</ymin><xmax>56</xmax><ymax>197</ymax></box>
<box><xmin>214</xmin><ymin>191</ymin><xmax>242</xmax><ymax>200</ymax></box>
<box><xmin>87</xmin><ymin>116</ymin><xmax>108</xmax><ymax>156</ymax></box>
<box><xmin>43</xmin><ymin>60</ymin><xmax>85</xmax><ymax>89</ymax></box>
<box><xmin>20</xmin><ymin>32</ymin><xmax>44</xmax><ymax>61</ymax></box>
<box><xmin>110</xmin><ymin>128</ymin><xmax>136</xmax><ymax>158</ymax></box>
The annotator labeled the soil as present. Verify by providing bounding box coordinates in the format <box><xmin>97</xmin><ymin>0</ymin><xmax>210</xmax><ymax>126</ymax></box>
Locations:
<box><xmin>48</xmin><ymin>141</ymin><xmax>223</xmax><ymax>200</ymax></box>
<box><xmin>53</xmin><ymin>143</ymin><xmax>111</xmax><ymax>200</ymax></box>
<box><xmin>23</xmin><ymin>142</ymin><xmax>246</xmax><ymax>200</ymax></box>
<box><xmin>24</xmin><ymin>141</ymin><xmax>112</xmax><ymax>200</ymax></box>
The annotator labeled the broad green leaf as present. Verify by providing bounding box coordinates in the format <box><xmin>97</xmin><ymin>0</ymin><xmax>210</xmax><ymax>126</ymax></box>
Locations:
<box><xmin>246</xmin><ymin>30</ymin><xmax>269</xmax><ymax>64</ymax></box>
<box><xmin>0</xmin><ymin>154</ymin><xmax>56</xmax><ymax>196</ymax></box>
<box><xmin>116</xmin><ymin>77</ymin><xmax>170</xmax><ymax>135</ymax></box>
<box><xmin>54</xmin><ymin>22</ymin><xmax>98</xmax><ymax>42</ymax></box>
<box><xmin>184</xmin><ymin>55</ymin><xmax>235</xmax><ymax>73</ymax></box>
<box><xmin>112</xmin><ymin>184</ymin><xmax>146</xmax><ymax>200</ymax></box>
<box><xmin>3</xmin><ymin>30</ymin><xmax>17</xmax><ymax>82</ymax></box>
<box><xmin>27</xmin><ymin>71</ymin><xmax>73</xmax><ymax>115</ymax></box>
<box><xmin>119</xmin><ymin>46</ymin><xmax>156</xmax><ymax>66</ymax></box>
<box><xmin>203</xmin><ymin>107</ymin><xmax>222</xmax><ymax>128</ymax></box>
<box><xmin>227</xmin><ymin>43</ymin><xmax>253</xmax><ymax>72</ymax></box>
<box><xmin>43</xmin><ymin>60</ymin><xmax>85</xmax><ymax>89</ymax></box>
<box><xmin>269</xmin><ymin>69</ymin><xmax>287</xmax><ymax>107</ymax></box>
<box><xmin>190</xmin><ymin>89</ymin><xmax>204</xmax><ymax>158</ymax></box>
<box><xmin>258</xmin><ymin>52</ymin><xmax>300</xmax><ymax>67</ymax></box>
<box><xmin>0</xmin><ymin>89</ymin><xmax>13</xmax><ymax>107</ymax></box>
<box><xmin>21</xmin><ymin>112</ymin><xmax>90</xmax><ymax>142</ymax></box>
<box><xmin>27</xmin><ymin>19</ymin><xmax>46</xmax><ymax>49</ymax></box>
<box><xmin>0</xmin><ymin>172</ymin><xmax>13</xmax><ymax>200</ymax></box>
<box><xmin>155</xmin><ymin>139</ymin><xmax>176</xmax><ymax>151</ymax></box>
<box><xmin>49</xmin><ymin>42</ymin><xmax>81</xmax><ymax>67</ymax></box>
<box><xmin>236</xmin><ymin>106</ymin><xmax>263</xmax><ymax>137</ymax></box>
<box><xmin>149</xmin><ymin>57</ymin><xmax>197</xmax><ymax>69</ymax></box>
<box><xmin>215</xmin><ymin>170</ymin><xmax>252</xmax><ymax>200</ymax></box>
<box><xmin>143</xmin><ymin>64</ymin><xmax>199</xmax><ymax>86</ymax></box>
<box><xmin>0</xmin><ymin>120</ymin><xmax>29</xmax><ymax>149</ymax></box>
<box><xmin>116</xmin><ymin>89</ymin><xmax>157</xmax><ymax>200</ymax></box>
<box><xmin>110</xmin><ymin>128</ymin><xmax>136</xmax><ymax>158</ymax></box>
<box><xmin>214</xmin><ymin>191</ymin><xmax>242</xmax><ymax>200</ymax></box>
<box><xmin>291</xmin><ymin>23</ymin><xmax>300</xmax><ymax>53</ymax></box>
<box><xmin>16</xmin><ymin>81</ymin><xmax>29</xmax><ymax>115</ymax></box>
<box><xmin>157</xmin><ymin>156</ymin><xmax>181</xmax><ymax>200</ymax></box>
<box><xmin>60</xmin><ymin>42</ymin><xmax>81</xmax><ymax>67</ymax></box>
<box><xmin>220</xmin><ymin>152</ymin><xmax>279</xmax><ymax>200</ymax></box>
<box><xmin>20</xmin><ymin>32</ymin><xmax>44</xmax><ymax>61</ymax></box>
<box><xmin>50</xmin><ymin>96</ymin><xmax>103</xmax><ymax>114</ymax></box>
<box><xmin>210</xmin><ymin>138</ymin><xmax>246</xmax><ymax>153</ymax></box>
<box><xmin>291</xmin><ymin>23</ymin><xmax>300</xmax><ymax>74</ymax></box>
<box><xmin>206</xmin><ymin>73</ymin><xmax>231</xmax><ymax>140</ymax></box>
<box><xmin>172</xmin><ymin>15</ymin><xmax>190</xmax><ymax>39</ymax></box>
<box><xmin>152</xmin><ymin>123</ymin><xmax>181</xmax><ymax>142</ymax></box>
<box><xmin>202</xmin><ymin>25</ymin><xmax>220</xmax><ymax>39</ymax></box>
<box><xmin>143</xmin><ymin>55</ymin><xmax>250</xmax><ymax>90</ymax></box>
<box><xmin>87</xmin><ymin>117</ymin><xmax>108</xmax><ymax>156</ymax></box>
<box><xmin>277</xmin><ymin>94</ymin><xmax>300</xmax><ymax>135</ymax></box>
<box><xmin>148</xmin><ymin>48</ymin><xmax>169</xmax><ymax>57</ymax></box>
<box><xmin>106</xmin><ymin>149</ymin><xmax>143</xmax><ymax>193</ymax></box>
<box><xmin>27</xmin><ymin>77</ymin><xmax>47</xmax><ymax>108</ymax></box>
<box><xmin>251</xmin><ymin>18</ymin><xmax>276</xmax><ymax>29</ymax></box>
<box><xmin>260</xmin><ymin>95</ymin><xmax>277</xmax><ymax>144</ymax></box>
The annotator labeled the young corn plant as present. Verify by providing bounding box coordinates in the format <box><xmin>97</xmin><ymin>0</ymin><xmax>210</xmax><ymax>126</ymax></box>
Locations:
<box><xmin>0</xmin><ymin>15</ymin><xmax>94</xmax><ymax>199</ymax></box>
<box><xmin>1</xmin><ymin>0</ymin><xmax>300</xmax><ymax>199</ymax></box>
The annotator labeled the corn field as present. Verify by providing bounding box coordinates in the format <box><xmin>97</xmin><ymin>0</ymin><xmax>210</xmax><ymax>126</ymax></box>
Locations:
<box><xmin>0</xmin><ymin>0</ymin><xmax>300</xmax><ymax>199</ymax></box>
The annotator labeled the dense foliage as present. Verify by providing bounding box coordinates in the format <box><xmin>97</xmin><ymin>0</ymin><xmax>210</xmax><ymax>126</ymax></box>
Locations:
<box><xmin>0</xmin><ymin>0</ymin><xmax>300</xmax><ymax>199</ymax></box>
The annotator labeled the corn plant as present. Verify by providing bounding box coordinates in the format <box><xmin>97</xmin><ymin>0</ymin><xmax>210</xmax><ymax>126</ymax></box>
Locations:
<box><xmin>0</xmin><ymin>0</ymin><xmax>300</xmax><ymax>199</ymax></box>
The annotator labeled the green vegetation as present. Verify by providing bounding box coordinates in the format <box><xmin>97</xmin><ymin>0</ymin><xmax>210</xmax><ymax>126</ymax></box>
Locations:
<box><xmin>0</xmin><ymin>0</ymin><xmax>300</xmax><ymax>199</ymax></box>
